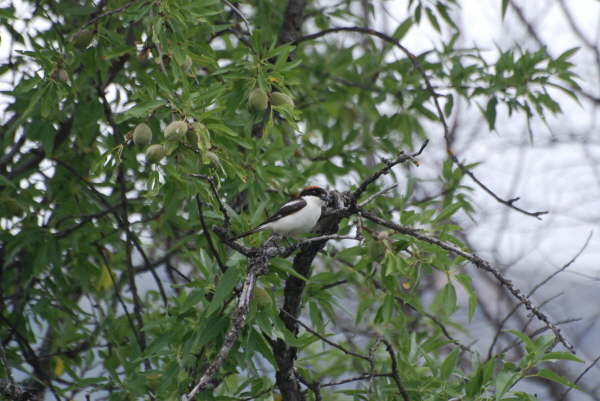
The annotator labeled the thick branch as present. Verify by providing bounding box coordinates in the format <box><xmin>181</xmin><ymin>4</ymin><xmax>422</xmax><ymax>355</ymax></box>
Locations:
<box><xmin>182</xmin><ymin>237</ymin><xmax>278</xmax><ymax>400</ymax></box>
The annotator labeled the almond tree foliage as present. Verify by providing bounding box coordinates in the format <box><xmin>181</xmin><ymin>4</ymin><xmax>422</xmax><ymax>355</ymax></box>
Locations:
<box><xmin>0</xmin><ymin>1</ymin><xmax>586</xmax><ymax>401</ymax></box>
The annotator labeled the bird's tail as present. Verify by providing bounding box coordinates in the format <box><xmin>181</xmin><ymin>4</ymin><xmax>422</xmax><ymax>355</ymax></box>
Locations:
<box><xmin>228</xmin><ymin>225</ymin><xmax>264</xmax><ymax>241</ymax></box>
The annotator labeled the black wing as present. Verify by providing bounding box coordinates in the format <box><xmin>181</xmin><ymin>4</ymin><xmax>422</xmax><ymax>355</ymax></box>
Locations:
<box><xmin>229</xmin><ymin>197</ymin><xmax>307</xmax><ymax>240</ymax></box>
<box><xmin>259</xmin><ymin>197</ymin><xmax>306</xmax><ymax>226</ymax></box>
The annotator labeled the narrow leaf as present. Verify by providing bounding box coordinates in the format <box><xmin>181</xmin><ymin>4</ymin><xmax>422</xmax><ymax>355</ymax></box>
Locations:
<box><xmin>207</xmin><ymin>266</ymin><xmax>240</xmax><ymax>316</ymax></box>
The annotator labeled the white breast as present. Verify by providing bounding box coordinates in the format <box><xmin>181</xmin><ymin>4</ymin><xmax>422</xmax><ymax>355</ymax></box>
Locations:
<box><xmin>263</xmin><ymin>196</ymin><xmax>323</xmax><ymax>236</ymax></box>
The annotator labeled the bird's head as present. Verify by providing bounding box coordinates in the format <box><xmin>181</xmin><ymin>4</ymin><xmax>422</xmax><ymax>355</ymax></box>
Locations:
<box><xmin>300</xmin><ymin>185</ymin><xmax>329</xmax><ymax>204</ymax></box>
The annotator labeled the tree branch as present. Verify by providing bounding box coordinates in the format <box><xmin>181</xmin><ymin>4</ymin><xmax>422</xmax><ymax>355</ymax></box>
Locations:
<box><xmin>352</xmin><ymin>140</ymin><xmax>427</xmax><ymax>203</ymax></box>
<box><xmin>196</xmin><ymin>195</ymin><xmax>228</xmax><ymax>273</ymax></box>
<box><xmin>381</xmin><ymin>338</ymin><xmax>410</xmax><ymax>401</ymax></box>
<box><xmin>280</xmin><ymin>310</ymin><xmax>371</xmax><ymax>362</ymax></box>
<box><xmin>359</xmin><ymin>210</ymin><xmax>575</xmax><ymax>353</ymax></box>
<box><xmin>182</xmin><ymin>236</ymin><xmax>280</xmax><ymax>400</ymax></box>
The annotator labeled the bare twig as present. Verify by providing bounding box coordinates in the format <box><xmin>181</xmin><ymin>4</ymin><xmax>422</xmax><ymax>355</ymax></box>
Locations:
<box><xmin>360</xmin><ymin>210</ymin><xmax>575</xmax><ymax>353</ymax></box>
<box><xmin>280</xmin><ymin>310</ymin><xmax>371</xmax><ymax>362</ymax></box>
<box><xmin>352</xmin><ymin>140</ymin><xmax>428</xmax><ymax>202</ymax></box>
<box><xmin>381</xmin><ymin>338</ymin><xmax>410</xmax><ymax>401</ymax></box>
<box><xmin>300</xmin><ymin>234</ymin><xmax>361</xmax><ymax>244</ymax></box>
<box><xmin>487</xmin><ymin>232</ymin><xmax>592</xmax><ymax>357</ymax></box>
<box><xmin>54</xmin><ymin>201</ymin><xmax>125</xmax><ymax>239</ymax></box>
<box><xmin>212</xmin><ymin>226</ymin><xmax>256</xmax><ymax>257</ymax></box>
<box><xmin>321</xmin><ymin>373</ymin><xmax>393</xmax><ymax>388</ymax></box>
<box><xmin>358</xmin><ymin>183</ymin><xmax>398</xmax><ymax>207</ymax></box>
<box><xmin>559</xmin><ymin>353</ymin><xmax>600</xmax><ymax>401</ymax></box>
<box><xmin>95</xmin><ymin>246</ymin><xmax>143</xmax><ymax>352</ymax></box>
<box><xmin>223</xmin><ymin>0</ymin><xmax>251</xmax><ymax>34</ymax></box>
<box><xmin>75</xmin><ymin>0</ymin><xmax>144</xmax><ymax>35</ymax></box>
<box><xmin>196</xmin><ymin>195</ymin><xmax>228</xmax><ymax>273</ymax></box>
<box><xmin>191</xmin><ymin>174</ymin><xmax>231</xmax><ymax>231</ymax></box>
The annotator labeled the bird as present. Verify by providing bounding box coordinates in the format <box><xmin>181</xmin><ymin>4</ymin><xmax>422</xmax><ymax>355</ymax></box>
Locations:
<box><xmin>230</xmin><ymin>186</ymin><xmax>329</xmax><ymax>240</ymax></box>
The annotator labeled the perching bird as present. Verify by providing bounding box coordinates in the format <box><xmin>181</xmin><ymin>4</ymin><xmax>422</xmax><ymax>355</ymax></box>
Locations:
<box><xmin>230</xmin><ymin>186</ymin><xmax>329</xmax><ymax>240</ymax></box>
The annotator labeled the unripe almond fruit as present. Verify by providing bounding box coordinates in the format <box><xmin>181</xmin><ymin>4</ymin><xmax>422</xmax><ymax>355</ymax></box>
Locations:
<box><xmin>145</xmin><ymin>144</ymin><xmax>165</xmax><ymax>164</ymax></box>
<box><xmin>253</xmin><ymin>287</ymin><xmax>273</xmax><ymax>308</ymax></box>
<box><xmin>182</xmin><ymin>55</ymin><xmax>193</xmax><ymax>72</ymax></box>
<box><xmin>73</xmin><ymin>28</ymin><xmax>94</xmax><ymax>49</ymax></box>
<box><xmin>249</xmin><ymin>88</ymin><xmax>268</xmax><ymax>111</ymax></box>
<box><xmin>164</xmin><ymin>121</ymin><xmax>188</xmax><ymax>142</ymax></box>
<box><xmin>133</xmin><ymin>123</ymin><xmax>152</xmax><ymax>146</ymax></box>
<box><xmin>206</xmin><ymin>151</ymin><xmax>219</xmax><ymax>164</ymax></box>
<box><xmin>57</xmin><ymin>69</ymin><xmax>69</xmax><ymax>82</ymax></box>
<box><xmin>271</xmin><ymin>91</ymin><xmax>294</xmax><ymax>107</ymax></box>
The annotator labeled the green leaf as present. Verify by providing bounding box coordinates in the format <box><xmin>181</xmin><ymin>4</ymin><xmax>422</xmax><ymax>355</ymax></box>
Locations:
<box><xmin>533</xmin><ymin>368</ymin><xmax>581</xmax><ymax>390</ymax></box>
<box><xmin>145</xmin><ymin>333</ymin><xmax>172</xmax><ymax>356</ymax></box>
<box><xmin>483</xmin><ymin>96</ymin><xmax>498</xmax><ymax>130</ymax></box>
<box><xmin>206</xmin><ymin>266</ymin><xmax>240</xmax><ymax>316</ymax></box>
<box><xmin>206</xmin><ymin>123</ymin><xmax>239</xmax><ymax>137</ymax></box>
<box><xmin>440</xmin><ymin>348</ymin><xmax>460</xmax><ymax>380</ymax></box>
<box><xmin>116</xmin><ymin>100</ymin><xmax>166</xmax><ymax>123</ymax></box>
<box><xmin>393</xmin><ymin>17</ymin><xmax>413</xmax><ymax>41</ymax></box>
<box><xmin>540</xmin><ymin>352</ymin><xmax>584</xmax><ymax>363</ymax></box>
<box><xmin>506</xmin><ymin>329</ymin><xmax>535</xmax><ymax>352</ymax></box>
<box><xmin>556</xmin><ymin>47</ymin><xmax>579</xmax><ymax>63</ymax></box>
<box><xmin>192</xmin><ymin>315</ymin><xmax>229</xmax><ymax>349</ymax></box>
<box><xmin>425</xmin><ymin>7</ymin><xmax>440</xmax><ymax>32</ymax></box>
<box><xmin>495</xmin><ymin>370</ymin><xmax>519</xmax><ymax>400</ymax></box>
<box><xmin>455</xmin><ymin>273</ymin><xmax>477</xmax><ymax>321</ymax></box>
<box><xmin>466</xmin><ymin>368</ymin><xmax>484</xmax><ymax>397</ymax></box>
<box><xmin>434</xmin><ymin>202</ymin><xmax>462</xmax><ymax>223</ymax></box>
<box><xmin>432</xmin><ymin>282</ymin><xmax>457</xmax><ymax>317</ymax></box>
<box><xmin>444</xmin><ymin>94</ymin><xmax>454</xmax><ymax>117</ymax></box>
<box><xmin>501</xmin><ymin>0</ymin><xmax>509</xmax><ymax>20</ymax></box>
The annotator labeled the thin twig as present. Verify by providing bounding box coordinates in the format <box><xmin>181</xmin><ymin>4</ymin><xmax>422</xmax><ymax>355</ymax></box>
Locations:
<box><xmin>300</xmin><ymin>234</ymin><xmax>361</xmax><ymax>244</ymax></box>
<box><xmin>223</xmin><ymin>0</ymin><xmax>251</xmax><ymax>34</ymax></box>
<box><xmin>487</xmin><ymin>232</ymin><xmax>592</xmax><ymax>357</ymax></box>
<box><xmin>358</xmin><ymin>183</ymin><xmax>398</xmax><ymax>207</ymax></box>
<box><xmin>381</xmin><ymin>338</ymin><xmax>410</xmax><ymax>401</ymax></box>
<box><xmin>196</xmin><ymin>195</ymin><xmax>228</xmax><ymax>273</ymax></box>
<box><xmin>559</xmin><ymin>353</ymin><xmax>600</xmax><ymax>401</ymax></box>
<box><xmin>367</xmin><ymin>337</ymin><xmax>381</xmax><ymax>395</ymax></box>
<box><xmin>352</xmin><ymin>140</ymin><xmax>428</xmax><ymax>202</ymax></box>
<box><xmin>0</xmin><ymin>342</ymin><xmax>15</xmax><ymax>388</ymax></box>
<box><xmin>75</xmin><ymin>0</ymin><xmax>143</xmax><ymax>35</ymax></box>
<box><xmin>360</xmin><ymin>210</ymin><xmax>575</xmax><ymax>353</ymax></box>
<box><xmin>97</xmin><ymin>82</ymin><xmax>152</xmax><ymax>368</ymax></box>
<box><xmin>191</xmin><ymin>174</ymin><xmax>231</xmax><ymax>230</ymax></box>
<box><xmin>212</xmin><ymin>226</ymin><xmax>256</xmax><ymax>257</ymax></box>
<box><xmin>321</xmin><ymin>373</ymin><xmax>393</xmax><ymax>388</ymax></box>
<box><xmin>95</xmin><ymin>246</ymin><xmax>143</xmax><ymax>352</ymax></box>
<box><xmin>280</xmin><ymin>310</ymin><xmax>371</xmax><ymax>362</ymax></box>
